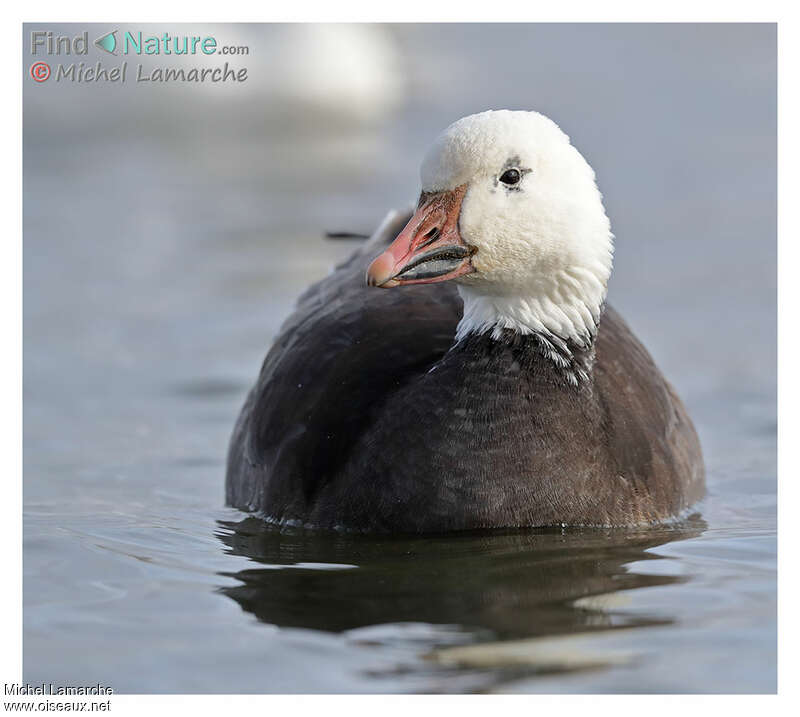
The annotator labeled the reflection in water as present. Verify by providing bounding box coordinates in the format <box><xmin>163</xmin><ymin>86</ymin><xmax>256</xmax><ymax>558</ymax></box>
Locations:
<box><xmin>215</xmin><ymin>516</ymin><xmax>706</xmax><ymax>650</ymax></box>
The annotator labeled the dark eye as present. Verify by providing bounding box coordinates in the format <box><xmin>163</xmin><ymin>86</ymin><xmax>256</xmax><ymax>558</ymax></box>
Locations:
<box><xmin>499</xmin><ymin>168</ymin><xmax>521</xmax><ymax>186</ymax></box>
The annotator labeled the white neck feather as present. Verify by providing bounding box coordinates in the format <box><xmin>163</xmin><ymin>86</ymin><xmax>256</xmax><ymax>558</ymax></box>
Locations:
<box><xmin>455</xmin><ymin>265</ymin><xmax>609</xmax><ymax>347</ymax></box>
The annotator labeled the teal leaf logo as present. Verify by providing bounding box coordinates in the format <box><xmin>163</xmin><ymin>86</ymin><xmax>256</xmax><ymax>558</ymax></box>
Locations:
<box><xmin>94</xmin><ymin>31</ymin><xmax>117</xmax><ymax>55</ymax></box>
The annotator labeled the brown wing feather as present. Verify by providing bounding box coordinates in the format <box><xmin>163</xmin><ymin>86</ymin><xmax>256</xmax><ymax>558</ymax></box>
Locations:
<box><xmin>593</xmin><ymin>307</ymin><xmax>705</xmax><ymax>518</ymax></box>
<box><xmin>226</xmin><ymin>210</ymin><xmax>463</xmax><ymax>516</ymax></box>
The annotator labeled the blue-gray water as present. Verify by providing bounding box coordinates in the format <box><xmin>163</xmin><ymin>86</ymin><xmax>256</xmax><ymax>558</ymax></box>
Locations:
<box><xmin>23</xmin><ymin>24</ymin><xmax>775</xmax><ymax>692</ymax></box>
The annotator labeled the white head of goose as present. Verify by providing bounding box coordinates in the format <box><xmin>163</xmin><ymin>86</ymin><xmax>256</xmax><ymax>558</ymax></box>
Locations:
<box><xmin>368</xmin><ymin>111</ymin><xmax>611</xmax><ymax>364</ymax></box>
<box><xmin>227</xmin><ymin>109</ymin><xmax>705</xmax><ymax>533</ymax></box>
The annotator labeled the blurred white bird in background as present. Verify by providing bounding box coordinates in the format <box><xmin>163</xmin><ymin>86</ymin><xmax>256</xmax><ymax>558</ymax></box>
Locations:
<box><xmin>205</xmin><ymin>24</ymin><xmax>405</xmax><ymax>126</ymax></box>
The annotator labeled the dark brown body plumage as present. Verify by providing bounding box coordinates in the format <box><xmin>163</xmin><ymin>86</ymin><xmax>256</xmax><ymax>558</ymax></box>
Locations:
<box><xmin>226</xmin><ymin>211</ymin><xmax>704</xmax><ymax>532</ymax></box>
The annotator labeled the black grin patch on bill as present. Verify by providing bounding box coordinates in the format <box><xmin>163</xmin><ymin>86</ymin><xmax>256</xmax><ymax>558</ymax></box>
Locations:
<box><xmin>394</xmin><ymin>245</ymin><xmax>473</xmax><ymax>281</ymax></box>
